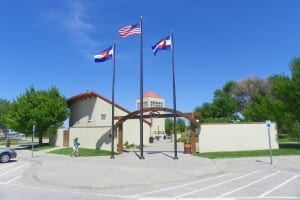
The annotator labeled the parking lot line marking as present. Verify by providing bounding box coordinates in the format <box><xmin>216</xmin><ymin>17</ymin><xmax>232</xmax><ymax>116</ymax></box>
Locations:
<box><xmin>5</xmin><ymin>175</ymin><xmax>21</xmax><ymax>184</ymax></box>
<box><xmin>75</xmin><ymin>191</ymin><xmax>134</xmax><ymax>198</ymax></box>
<box><xmin>138</xmin><ymin>198</ymin><xmax>177</xmax><ymax>200</ymax></box>
<box><xmin>1</xmin><ymin>181</ymin><xmax>135</xmax><ymax>199</ymax></box>
<box><xmin>179</xmin><ymin>199</ymin><xmax>236</xmax><ymax>200</ymax></box>
<box><xmin>175</xmin><ymin>170</ymin><xmax>261</xmax><ymax>198</ymax></box>
<box><xmin>238</xmin><ymin>196</ymin><xmax>300</xmax><ymax>199</ymax></box>
<box><xmin>217</xmin><ymin>171</ymin><xmax>281</xmax><ymax>198</ymax></box>
<box><xmin>133</xmin><ymin>173</ymin><xmax>228</xmax><ymax>197</ymax></box>
<box><xmin>0</xmin><ymin>162</ymin><xmax>19</xmax><ymax>171</ymax></box>
<box><xmin>276</xmin><ymin>169</ymin><xmax>300</xmax><ymax>176</ymax></box>
<box><xmin>258</xmin><ymin>174</ymin><xmax>300</xmax><ymax>198</ymax></box>
<box><xmin>0</xmin><ymin>164</ymin><xmax>25</xmax><ymax>177</ymax></box>
<box><xmin>138</xmin><ymin>198</ymin><xmax>236</xmax><ymax>200</ymax></box>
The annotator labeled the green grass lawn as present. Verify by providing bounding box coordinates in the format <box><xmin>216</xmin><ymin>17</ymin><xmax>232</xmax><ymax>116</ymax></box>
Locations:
<box><xmin>0</xmin><ymin>139</ymin><xmax>115</xmax><ymax>156</ymax></box>
<box><xmin>196</xmin><ymin>143</ymin><xmax>300</xmax><ymax>159</ymax></box>
<box><xmin>3</xmin><ymin>139</ymin><xmax>299</xmax><ymax>159</ymax></box>
<box><xmin>11</xmin><ymin>142</ymin><xmax>113</xmax><ymax>156</ymax></box>
<box><xmin>49</xmin><ymin>147</ymin><xmax>113</xmax><ymax>157</ymax></box>
<box><xmin>0</xmin><ymin>139</ymin><xmax>54</xmax><ymax>151</ymax></box>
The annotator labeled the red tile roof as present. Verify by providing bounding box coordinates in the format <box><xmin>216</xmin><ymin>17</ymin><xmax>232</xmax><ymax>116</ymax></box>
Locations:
<box><xmin>143</xmin><ymin>91</ymin><xmax>161</xmax><ymax>98</ymax></box>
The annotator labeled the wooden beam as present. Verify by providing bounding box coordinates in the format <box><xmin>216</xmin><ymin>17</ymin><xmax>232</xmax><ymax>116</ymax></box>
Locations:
<box><xmin>115</xmin><ymin>113</ymin><xmax>181</xmax><ymax>120</ymax></box>
<box><xmin>191</xmin><ymin>123</ymin><xmax>196</xmax><ymax>154</ymax></box>
<box><xmin>117</xmin><ymin>124</ymin><xmax>123</xmax><ymax>153</ymax></box>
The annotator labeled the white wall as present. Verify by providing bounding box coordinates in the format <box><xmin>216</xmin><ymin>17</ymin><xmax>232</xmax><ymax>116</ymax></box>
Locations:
<box><xmin>123</xmin><ymin>119</ymin><xmax>151</xmax><ymax>146</ymax></box>
<box><xmin>69</xmin><ymin>120</ymin><xmax>151</xmax><ymax>151</ymax></box>
<box><xmin>69</xmin><ymin>127</ymin><xmax>116</xmax><ymax>151</ymax></box>
<box><xmin>151</xmin><ymin>118</ymin><xmax>165</xmax><ymax>134</ymax></box>
<box><xmin>68</xmin><ymin>95</ymin><xmax>152</xmax><ymax>150</ymax></box>
<box><xmin>199</xmin><ymin>123</ymin><xmax>279</xmax><ymax>153</ymax></box>
<box><xmin>53</xmin><ymin>128</ymin><xmax>65</xmax><ymax>147</ymax></box>
<box><xmin>69</xmin><ymin>96</ymin><xmax>128</xmax><ymax>128</ymax></box>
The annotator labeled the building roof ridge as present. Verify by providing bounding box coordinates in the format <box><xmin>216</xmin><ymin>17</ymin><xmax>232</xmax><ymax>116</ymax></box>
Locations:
<box><xmin>67</xmin><ymin>90</ymin><xmax>131</xmax><ymax>114</ymax></box>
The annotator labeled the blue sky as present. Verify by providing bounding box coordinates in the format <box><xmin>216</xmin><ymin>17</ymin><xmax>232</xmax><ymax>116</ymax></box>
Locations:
<box><xmin>1</xmin><ymin>0</ymin><xmax>300</xmax><ymax>113</ymax></box>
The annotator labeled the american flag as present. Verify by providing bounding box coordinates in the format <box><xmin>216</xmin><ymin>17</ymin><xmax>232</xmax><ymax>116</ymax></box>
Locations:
<box><xmin>118</xmin><ymin>22</ymin><xmax>141</xmax><ymax>38</ymax></box>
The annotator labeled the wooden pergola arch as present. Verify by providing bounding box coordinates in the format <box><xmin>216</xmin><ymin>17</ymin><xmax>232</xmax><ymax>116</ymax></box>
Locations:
<box><xmin>114</xmin><ymin>107</ymin><xmax>201</xmax><ymax>154</ymax></box>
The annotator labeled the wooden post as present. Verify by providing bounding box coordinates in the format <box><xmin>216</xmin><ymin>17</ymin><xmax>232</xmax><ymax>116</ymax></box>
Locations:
<box><xmin>117</xmin><ymin>124</ymin><xmax>123</xmax><ymax>153</ymax></box>
<box><xmin>191</xmin><ymin>123</ymin><xmax>196</xmax><ymax>154</ymax></box>
<box><xmin>63</xmin><ymin>130</ymin><xmax>69</xmax><ymax>147</ymax></box>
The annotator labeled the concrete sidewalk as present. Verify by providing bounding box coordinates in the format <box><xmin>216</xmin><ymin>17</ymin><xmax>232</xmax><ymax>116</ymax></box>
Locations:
<box><xmin>16</xmin><ymin>139</ymin><xmax>300</xmax><ymax>191</ymax></box>
<box><xmin>20</xmin><ymin>152</ymin><xmax>300</xmax><ymax>190</ymax></box>
<box><xmin>30</xmin><ymin>151</ymin><xmax>217</xmax><ymax>189</ymax></box>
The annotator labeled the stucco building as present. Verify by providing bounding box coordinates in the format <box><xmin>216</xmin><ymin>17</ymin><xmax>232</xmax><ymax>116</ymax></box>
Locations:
<box><xmin>66</xmin><ymin>90</ymin><xmax>165</xmax><ymax>151</ymax></box>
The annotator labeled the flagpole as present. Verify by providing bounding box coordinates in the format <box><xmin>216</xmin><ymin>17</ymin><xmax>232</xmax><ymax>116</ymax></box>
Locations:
<box><xmin>139</xmin><ymin>16</ymin><xmax>145</xmax><ymax>159</ymax></box>
<box><xmin>171</xmin><ymin>30</ymin><xmax>178</xmax><ymax>160</ymax></box>
<box><xmin>111</xmin><ymin>41</ymin><xmax>116</xmax><ymax>159</ymax></box>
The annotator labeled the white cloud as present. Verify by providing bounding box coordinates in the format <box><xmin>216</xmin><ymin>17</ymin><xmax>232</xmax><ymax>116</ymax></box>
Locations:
<box><xmin>43</xmin><ymin>1</ymin><xmax>97</xmax><ymax>49</ymax></box>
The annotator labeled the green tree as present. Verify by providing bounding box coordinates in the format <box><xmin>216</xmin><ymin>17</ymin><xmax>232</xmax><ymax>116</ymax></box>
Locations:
<box><xmin>243</xmin><ymin>93</ymin><xmax>286</xmax><ymax>126</ymax></box>
<box><xmin>231</xmin><ymin>77</ymin><xmax>270</xmax><ymax>111</ymax></box>
<box><xmin>289</xmin><ymin>58</ymin><xmax>300</xmax><ymax>120</ymax></box>
<box><xmin>165</xmin><ymin>118</ymin><xmax>173</xmax><ymax>134</ymax></box>
<box><xmin>285</xmin><ymin>58</ymin><xmax>300</xmax><ymax>142</ymax></box>
<box><xmin>165</xmin><ymin>118</ymin><xmax>186</xmax><ymax>134</ymax></box>
<box><xmin>194</xmin><ymin>103</ymin><xmax>213</xmax><ymax>122</ymax></box>
<box><xmin>194</xmin><ymin>57</ymin><xmax>300</xmax><ymax>140</ymax></box>
<box><xmin>289</xmin><ymin>121</ymin><xmax>300</xmax><ymax>143</ymax></box>
<box><xmin>212</xmin><ymin>90</ymin><xmax>238</xmax><ymax>119</ymax></box>
<box><xmin>195</xmin><ymin>87</ymin><xmax>238</xmax><ymax>123</ymax></box>
<box><xmin>7</xmin><ymin>86</ymin><xmax>69</xmax><ymax>144</ymax></box>
<box><xmin>222</xmin><ymin>81</ymin><xmax>237</xmax><ymax>94</ymax></box>
<box><xmin>176</xmin><ymin>118</ymin><xmax>186</xmax><ymax>133</ymax></box>
<box><xmin>0</xmin><ymin>99</ymin><xmax>11</xmax><ymax>129</ymax></box>
<box><xmin>268</xmin><ymin>58</ymin><xmax>300</xmax><ymax>138</ymax></box>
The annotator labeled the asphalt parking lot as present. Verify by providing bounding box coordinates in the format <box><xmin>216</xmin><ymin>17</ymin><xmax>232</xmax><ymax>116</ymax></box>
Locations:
<box><xmin>1</xmin><ymin>140</ymin><xmax>300</xmax><ymax>200</ymax></box>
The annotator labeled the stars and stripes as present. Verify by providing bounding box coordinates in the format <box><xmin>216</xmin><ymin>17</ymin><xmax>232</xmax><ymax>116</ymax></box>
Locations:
<box><xmin>94</xmin><ymin>46</ymin><xmax>114</xmax><ymax>62</ymax></box>
<box><xmin>118</xmin><ymin>23</ymin><xmax>141</xmax><ymax>38</ymax></box>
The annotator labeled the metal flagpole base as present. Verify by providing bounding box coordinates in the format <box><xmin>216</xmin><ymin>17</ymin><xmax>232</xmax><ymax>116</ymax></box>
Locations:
<box><xmin>173</xmin><ymin>156</ymin><xmax>178</xmax><ymax>160</ymax></box>
<box><xmin>110</xmin><ymin>155</ymin><xmax>115</xmax><ymax>159</ymax></box>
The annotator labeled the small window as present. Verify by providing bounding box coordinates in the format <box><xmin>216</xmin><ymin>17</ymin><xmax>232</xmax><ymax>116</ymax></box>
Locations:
<box><xmin>150</xmin><ymin>101</ymin><xmax>155</xmax><ymax>107</ymax></box>
<box><xmin>143</xmin><ymin>102</ymin><xmax>148</xmax><ymax>108</ymax></box>
<box><xmin>101</xmin><ymin>114</ymin><xmax>107</xmax><ymax>121</ymax></box>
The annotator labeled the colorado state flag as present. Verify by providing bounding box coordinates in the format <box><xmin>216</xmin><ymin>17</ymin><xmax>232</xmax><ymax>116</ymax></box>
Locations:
<box><xmin>94</xmin><ymin>46</ymin><xmax>113</xmax><ymax>62</ymax></box>
<box><xmin>151</xmin><ymin>35</ymin><xmax>172</xmax><ymax>56</ymax></box>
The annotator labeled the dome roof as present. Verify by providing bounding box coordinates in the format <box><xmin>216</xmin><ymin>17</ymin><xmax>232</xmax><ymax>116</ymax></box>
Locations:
<box><xmin>143</xmin><ymin>91</ymin><xmax>160</xmax><ymax>98</ymax></box>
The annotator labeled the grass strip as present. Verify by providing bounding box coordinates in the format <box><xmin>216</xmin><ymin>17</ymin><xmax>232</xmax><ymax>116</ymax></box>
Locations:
<box><xmin>49</xmin><ymin>147</ymin><xmax>113</xmax><ymax>157</ymax></box>
<box><xmin>32</xmin><ymin>143</ymin><xmax>56</xmax><ymax>151</ymax></box>
<box><xmin>196</xmin><ymin>143</ymin><xmax>300</xmax><ymax>159</ymax></box>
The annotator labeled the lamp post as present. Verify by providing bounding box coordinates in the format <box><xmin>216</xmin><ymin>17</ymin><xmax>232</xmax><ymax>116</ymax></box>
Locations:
<box><xmin>150</xmin><ymin>112</ymin><xmax>153</xmax><ymax>137</ymax></box>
